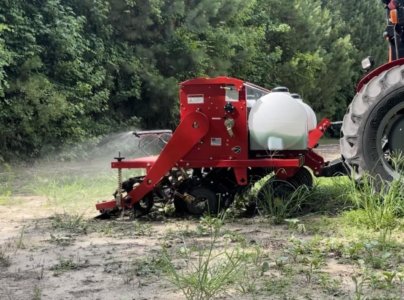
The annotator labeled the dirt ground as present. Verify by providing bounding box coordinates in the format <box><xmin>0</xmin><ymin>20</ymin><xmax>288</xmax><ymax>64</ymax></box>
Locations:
<box><xmin>0</xmin><ymin>196</ymin><xmax>358</xmax><ymax>300</ymax></box>
<box><xmin>1</xmin><ymin>144</ymin><xmax>402</xmax><ymax>300</ymax></box>
<box><xmin>0</xmin><ymin>196</ymin><xmax>182</xmax><ymax>300</ymax></box>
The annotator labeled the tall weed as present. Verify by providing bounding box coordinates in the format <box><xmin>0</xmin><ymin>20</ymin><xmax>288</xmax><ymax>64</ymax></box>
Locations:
<box><xmin>255</xmin><ymin>179</ymin><xmax>310</xmax><ymax>224</ymax></box>
<box><xmin>161</xmin><ymin>216</ymin><xmax>245</xmax><ymax>300</ymax></box>
<box><xmin>0</xmin><ymin>162</ymin><xmax>14</xmax><ymax>203</ymax></box>
<box><xmin>344</xmin><ymin>161</ymin><xmax>404</xmax><ymax>242</ymax></box>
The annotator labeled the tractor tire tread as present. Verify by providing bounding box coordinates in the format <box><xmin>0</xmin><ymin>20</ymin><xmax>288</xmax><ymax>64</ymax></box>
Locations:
<box><xmin>340</xmin><ymin>64</ymin><xmax>404</xmax><ymax>180</ymax></box>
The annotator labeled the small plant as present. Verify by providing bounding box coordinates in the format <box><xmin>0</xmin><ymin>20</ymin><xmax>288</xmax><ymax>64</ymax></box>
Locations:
<box><xmin>199</xmin><ymin>214</ymin><xmax>225</xmax><ymax>232</ymax></box>
<box><xmin>161</xmin><ymin>216</ymin><xmax>245</xmax><ymax>300</ymax></box>
<box><xmin>363</xmin><ymin>241</ymin><xmax>393</xmax><ymax>270</ymax></box>
<box><xmin>382</xmin><ymin>271</ymin><xmax>396</xmax><ymax>288</ymax></box>
<box><xmin>275</xmin><ymin>256</ymin><xmax>289</xmax><ymax>271</ymax></box>
<box><xmin>285</xmin><ymin>218</ymin><xmax>306</xmax><ymax>233</ymax></box>
<box><xmin>286</xmin><ymin>237</ymin><xmax>322</xmax><ymax>262</ymax></box>
<box><xmin>0</xmin><ymin>162</ymin><xmax>14</xmax><ymax>204</ymax></box>
<box><xmin>255</xmin><ymin>178</ymin><xmax>310</xmax><ymax>224</ymax></box>
<box><xmin>391</xmin><ymin>151</ymin><xmax>404</xmax><ymax>173</ymax></box>
<box><xmin>262</xmin><ymin>277</ymin><xmax>290</xmax><ymax>295</ymax></box>
<box><xmin>344</xmin><ymin>241</ymin><xmax>365</xmax><ymax>260</ymax></box>
<box><xmin>0</xmin><ymin>248</ymin><xmax>11</xmax><ymax>268</ymax></box>
<box><xmin>15</xmin><ymin>225</ymin><xmax>26</xmax><ymax>250</ymax></box>
<box><xmin>49</xmin><ymin>233</ymin><xmax>75</xmax><ymax>246</ymax></box>
<box><xmin>163</xmin><ymin>246</ymin><xmax>244</xmax><ymax>299</ymax></box>
<box><xmin>32</xmin><ymin>286</ymin><xmax>41</xmax><ymax>300</ymax></box>
<box><xmin>36</xmin><ymin>263</ymin><xmax>45</xmax><ymax>280</ymax></box>
<box><xmin>121</xmin><ymin>256</ymin><xmax>164</xmax><ymax>284</ymax></box>
<box><xmin>51</xmin><ymin>213</ymin><xmax>89</xmax><ymax>234</ymax></box>
<box><xmin>301</xmin><ymin>254</ymin><xmax>324</xmax><ymax>284</ymax></box>
<box><xmin>50</xmin><ymin>256</ymin><xmax>87</xmax><ymax>276</ymax></box>
<box><xmin>132</xmin><ymin>220</ymin><xmax>152</xmax><ymax>236</ymax></box>
<box><xmin>318</xmin><ymin>274</ymin><xmax>343</xmax><ymax>296</ymax></box>
<box><xmin>222</xmin><ymin>230</ymin><xmax>247</xmax><ymax>247</ymax></box>
<box><xmin>351</xmin><ymin>274</ymin><xmax>369</xmax><ymax>300</ymax></box>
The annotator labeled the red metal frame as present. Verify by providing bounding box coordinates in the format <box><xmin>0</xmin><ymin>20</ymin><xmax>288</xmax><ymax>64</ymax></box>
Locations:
<box><xmin>179</xmin><ymin>77</ymin><xmax>249</xmax><ymax>162</ymax></box>
<box><xmin>111</xmin><ymin>157</ymin><xmax>303</xmax><ymax>169</ymax></box>
<box><xmin>129</xmin><ymin>111</ymin><xmax>209</xmax><ymax>205</ymax></box>
<box><xmin>180</xmin><ymin>77</ymin><xmax>245</xmax><ymax>90</ymax></box>
<box><xmin>96</xmin><ymin>77</ymin><xmax>330</xmax><ymax>213</ymax></box>
<box><xmin>308</xmin><ymin>118</ymin><xmax>331</xmax><ymax>149</ymax></box>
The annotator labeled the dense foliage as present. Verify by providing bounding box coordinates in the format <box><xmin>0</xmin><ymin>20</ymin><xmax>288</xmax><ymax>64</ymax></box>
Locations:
<box><xmin>0</xmin><ymin>0</ymin><xmax>387</xmax><ymax>160</ymax></box>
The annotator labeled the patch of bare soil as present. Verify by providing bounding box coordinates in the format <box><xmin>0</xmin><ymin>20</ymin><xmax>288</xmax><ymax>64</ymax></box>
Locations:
<box><xmin>0</xmin><ymin>195</ymin><xmax>363</xmax><ymax>300</ymax></box>
<box><xmin>0</xmin><ymin>197</ymin><xmax>180</xmax><ymax>300</ymax></box>
<box><xmin>315</xmin><ymin>144</ymin><xmax>341</xmax><ymax>162</ymax></box>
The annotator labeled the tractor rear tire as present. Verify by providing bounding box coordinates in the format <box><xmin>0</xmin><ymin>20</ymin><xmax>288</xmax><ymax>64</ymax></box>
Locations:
<box><xmin>341</xmin><ymin>65</ymin><xmax>404</xmax><ymax>182</ymax></box>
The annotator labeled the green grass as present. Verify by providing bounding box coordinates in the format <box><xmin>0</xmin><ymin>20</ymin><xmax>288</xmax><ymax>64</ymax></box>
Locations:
<box><xmin>50</xmin><ymin>256</ymin><xmax>88</xmax><ymax>276</ymax></box>
<box><xmin>250</xmin><ymin>175</ymin><xmax>352</xmax><ymax>225</ymax></box>
<box><xmin>0</xmin><ymin>160</ymin><xmax>142</xmax><ymax>213</ymax></box>
<box><xmin>120</xmin><ymin>255</ymin><xmax>165</xmax><ymax>284</ymax></box>
<box><xmin>0</xmin><ymin>163</ymin><xmax>14</xmax><ymax>204</ymax></box>
<box><xmin>318</xmin><ymin>137</ymin><xmax>339</xmax><ymax>145</ymax></box>
<box><xmin>30</xmin><ymin>173</ymin><xmax>117</xmax><ymax>212</ymax></box>
<box><xmin>51</xmin><ymin>213</ymin><xmax>89</xmax><ymax>234</ymax></box>
<box><xmin>32</xmin><ymin>286</ymin><xmax>42</xmax><ymax>300</ymax></box>
<box><xmin>342</xmin><ymin>172</ymin><xmax>404</xmax><ymax>243</ymax></box>
<box><xmin>256</xmin><ymin>183</ymin><xmax>310</xmax><ymax>224</ymax></box>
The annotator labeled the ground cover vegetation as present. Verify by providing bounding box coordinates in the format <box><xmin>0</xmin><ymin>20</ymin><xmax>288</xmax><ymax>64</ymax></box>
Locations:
<box><xmin>0</xmin><ymin>158</ymin><xmax>402</xmax><ymax>299</ymax></box>
<box><xmin>0</xmin><ymin>0</ymin><xmax>386</xmax><ymax>160</ymax></box>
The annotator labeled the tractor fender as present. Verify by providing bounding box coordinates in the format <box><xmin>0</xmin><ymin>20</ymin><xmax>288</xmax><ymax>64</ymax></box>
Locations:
<box><xmin>357</xmin><ymin>58</ymin><xmax>404</xmax><ymax>93</ymax></box>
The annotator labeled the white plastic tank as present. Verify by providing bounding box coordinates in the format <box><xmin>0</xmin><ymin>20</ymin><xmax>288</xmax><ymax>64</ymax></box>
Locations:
<box><xmin>248</xmin><ymin>90</ymin><xmax>309</xmax><ymax>151</ymax></box>
<box><xmin>290</xmin><ymin>94</ymin><xmax>317</xmax><ymax>131</ymax></box>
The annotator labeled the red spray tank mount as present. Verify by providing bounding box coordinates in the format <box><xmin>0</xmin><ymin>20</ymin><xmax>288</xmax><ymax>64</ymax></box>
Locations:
<box><xmin>96</xmin><ymin>77</ymin><xmax>344</xmax><ymax>217</ymax></box>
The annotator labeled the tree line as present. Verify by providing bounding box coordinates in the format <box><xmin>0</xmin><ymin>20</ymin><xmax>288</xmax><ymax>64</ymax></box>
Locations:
<box><xmin>0</xmin><ymin>0</ymin><xmax>387</xmax><ymax>160</ymax></box>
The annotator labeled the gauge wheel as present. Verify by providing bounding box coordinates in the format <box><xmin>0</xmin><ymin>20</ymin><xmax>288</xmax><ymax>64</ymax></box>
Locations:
<box><xmin>133</xmin><ymin>193</ymin><xmax>154</xmax><ymax>217</ymax></box>
<box><xmin>186</xmin><ymin>186</ymin><xmax>219</xmax><ymax>216</ymax></box>
<box><xmin>120</xmin><ymin>177</ymin><xmax>154</xmax><ymax>217</ymax></box>
<box><xmin>289</xmin><ymin>167</ymin><xmax>313</xmax><ymax>188</ymax></box>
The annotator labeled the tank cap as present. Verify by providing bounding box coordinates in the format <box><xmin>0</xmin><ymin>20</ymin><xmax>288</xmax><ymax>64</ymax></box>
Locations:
<box><xmin>272</xmin><ymin>86</ymin><xmax>289</xmax><ymax>93</ymax></box>
<box><xmin>290</xmin><ymin>93</ymin><xmax>302</xmax><ymax>100</ymax></box>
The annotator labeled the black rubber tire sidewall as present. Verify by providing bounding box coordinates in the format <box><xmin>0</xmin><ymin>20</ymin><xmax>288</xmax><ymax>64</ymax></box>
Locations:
<box><xmin>289</xmin><ymin>167</ymin><xmax>313</xmax><ymax>188</ymax></box>
<box><xmin>187</xmin><ymin>187</ymin><xmax>218</xmax><ymax>216</ymax></box>
<box><xmin>361</xmin><ymin>87</ymin><xmax>404</xmax><ymax>181</ymax></box>
<box><xmin>133</xmin><ymin>193</ymin><xmax>154</xmax><ymax>216</ymax></box>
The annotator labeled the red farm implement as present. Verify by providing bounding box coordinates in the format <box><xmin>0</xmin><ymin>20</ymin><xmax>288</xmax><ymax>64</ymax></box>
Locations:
<box><xmin>96</xmin><ymin>77</ymin><xmax>342</xmax><ymax>217</ymax></box>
